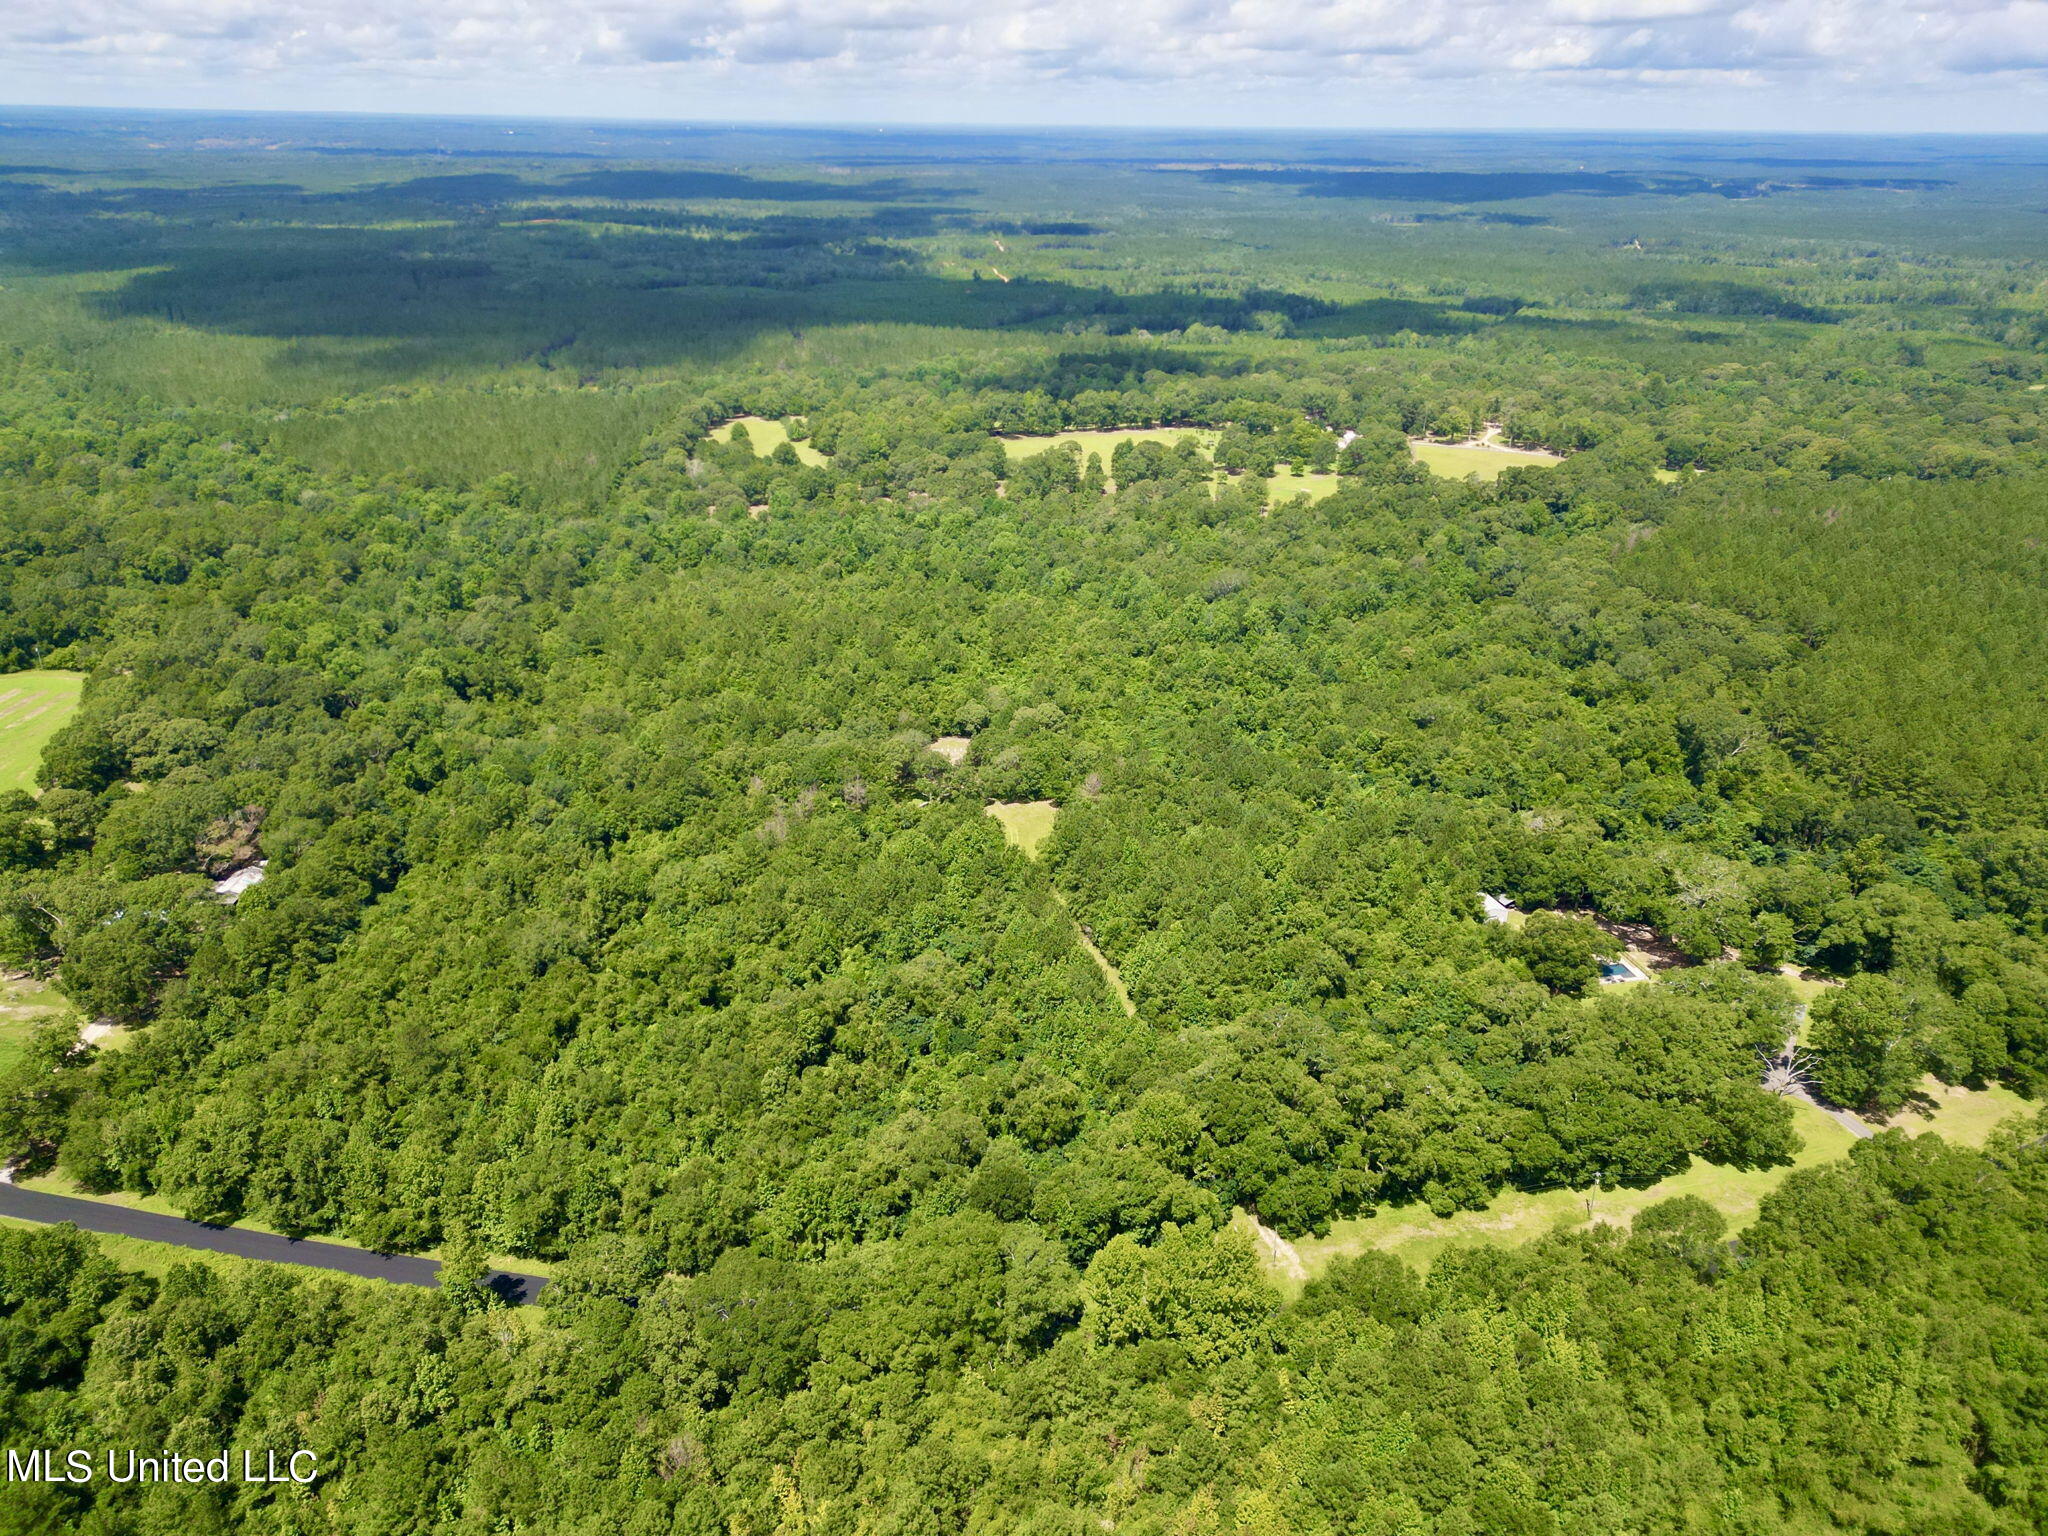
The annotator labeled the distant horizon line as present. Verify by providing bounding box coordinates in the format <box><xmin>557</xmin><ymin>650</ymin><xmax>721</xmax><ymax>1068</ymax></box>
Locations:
<box><xmin>4</xmin><ymin>100</ymin><xmax>2044</xmax><ymax>141</ymax></box>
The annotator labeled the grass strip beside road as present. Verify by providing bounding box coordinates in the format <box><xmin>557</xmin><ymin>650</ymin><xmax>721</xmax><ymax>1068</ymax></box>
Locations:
<box><xmin>1</xmin><ymin>1179</ymin><xmax>550</xmax><ymax>1302</ymax></box>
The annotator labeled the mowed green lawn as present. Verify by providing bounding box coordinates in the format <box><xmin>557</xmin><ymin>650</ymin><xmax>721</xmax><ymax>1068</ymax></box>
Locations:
<box><xmin>0</xmin><ymin>670</ymin><xmax>83</xmax><ymax>795</ymax></box>
<box><xmin>1409</xmin><ymin>440</ymin><xmax>1563</xmax><ymax>481</ymax></box>
<box><xmin>996</xmin><ymin>427</ymin><xmax>1217</xmax><ymax>462</ymax></box>
<box><xmin>710</xmin><ymin>416</ymin><xmax>830</xmax><ymax>466</ymax></box>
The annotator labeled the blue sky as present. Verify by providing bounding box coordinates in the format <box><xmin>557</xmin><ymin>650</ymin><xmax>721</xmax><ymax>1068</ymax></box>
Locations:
<box><xmin>4</xmin><ymin>0</ymin><xmax>2045</xmax><ymax>132</ymax></box>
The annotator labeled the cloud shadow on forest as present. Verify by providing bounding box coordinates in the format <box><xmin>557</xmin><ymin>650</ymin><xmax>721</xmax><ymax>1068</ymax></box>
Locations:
<box><xmin>0</xmin><ymin>166</ymin><xmax>1717</xmax><ymax>387</ymax></box>
<box><xmin>6</xmin><ymin>191</ymin><xmax>1516</xmax><ymax>382</ymax></box>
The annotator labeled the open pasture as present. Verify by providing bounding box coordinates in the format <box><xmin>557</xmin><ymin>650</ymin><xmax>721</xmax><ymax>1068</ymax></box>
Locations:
<box><xmin>0</xmin><ymin>671</ymin><xmax>83</xmax><ymax>795</ymax></box>
<box><xmin>1409</xmin><ymin>439</ymin><xmax>1564</xmax><ymax>481</ymax></box>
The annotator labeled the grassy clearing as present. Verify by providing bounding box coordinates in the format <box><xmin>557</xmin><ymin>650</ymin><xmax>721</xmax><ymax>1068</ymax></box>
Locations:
<box><xmin>1781</xmin><ymin>970</ymin><xmax>1842</xmax><ymax>1047</ymax></box>
<box><xmin>1267</xmin><ymin>467</ymin><xmax>1341</xmax><ymax>503</ymax></box>
<box><xmin>711</xmin><ymin>415</ymin><xmax>829</xmax><ymax>466</ymax></box>
<box><xmin>1271</xmin><ymin>1080</ymin><xmax>2039</xmax><ymax>1291</ymax></box>
<box><xmin>0</xmin><ymin>1020</ymin><xmax>35</xmax><ymax>1078</ymax></box>
<box><xmin>1781</xmin><ymin>973</ymin><xmax>1837</xmax><ymax>1006</ymax></box>
<box><xmin>1409</xmin><ymin>440</ymin><xmax>1563</xmax><ymax>481</ymax></box>
<box><xmin>0</xmin><ymin>975</ymin><xmax>70</xmax><ymax>1075</ymax></box>
<box><xmin>1890</xmin><ymin>1077</ymin><xmax>2034</xmax><ymax>1147</ymax></box>
<box><xmin>1280</xmin><ymin>1098</ymin><xmax>1860</xmax><ymax>1288</ymax></box>
<box><xmin>986</xmin><ymin>800</ymin><xmax>1060</xmax><ymax>859</ymax></box>
<box><xmin>996</xmin><ymin>427</ymin><xmax>1217</xmax><ymax>462</ymax></box>
<box><xmin>82</xmin><ymin>1021</ymin><xmax>142</xmax><ymax>1055</ymax></box>
<box><xmin>0</xmin><ymin>670</ymin><xmax>83</xmax><ymax>794</ymax></box>
<box><xmin>13</xmin><ymin>1171</ymin><xmax>555</xmax><ymax>1278</ymax></box>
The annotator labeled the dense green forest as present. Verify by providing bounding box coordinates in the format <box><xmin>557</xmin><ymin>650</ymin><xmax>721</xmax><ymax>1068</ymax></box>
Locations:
<box><xmin>0</xmin><ymin>111</ymin><xmax>2045</xmax><ymax>1531</ymax></box>
<box><xmin>6</xmin><ymin>1122</ymin><xmax>2048</xmax><ymax>1534</ymax></box>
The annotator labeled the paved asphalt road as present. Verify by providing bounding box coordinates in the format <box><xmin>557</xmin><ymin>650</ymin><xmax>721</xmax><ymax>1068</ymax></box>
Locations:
<box><xmin>0</xmin><ymin>1183</ymin><xmax>548</xmax><ymax>1304</ymax></box>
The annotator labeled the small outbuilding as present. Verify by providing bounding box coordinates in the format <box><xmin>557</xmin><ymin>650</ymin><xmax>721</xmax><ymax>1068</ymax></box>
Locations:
<box><xmin>1480</xmin><ymin>893</ymin><xmax>1517</xmax><ymax>924</ymax></box>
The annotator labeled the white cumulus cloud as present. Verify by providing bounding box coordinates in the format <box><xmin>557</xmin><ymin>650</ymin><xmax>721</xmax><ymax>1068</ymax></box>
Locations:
<box><xmin>0</xmin><ymin>0</ymin><xmax>2043</xmax><ymax>125</ymax></box>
